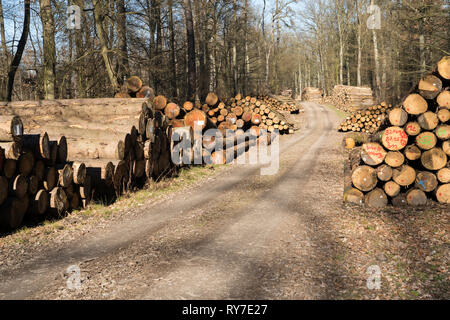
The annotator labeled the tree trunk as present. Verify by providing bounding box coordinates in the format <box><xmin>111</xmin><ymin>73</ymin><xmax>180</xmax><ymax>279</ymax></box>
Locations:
<box><xmin>183</xmin><ymin>0</ymin><xmax>197</xmax><ymax>101</ymax></box>
<box><xmin>3</xmin><ymin>0</ymin><xmax>31</xmax><ymax>101</ymax></box>
<box><xmin>168</xmin><ymin>0</ymin><xmax>178</xmax><ymax>98</ymax></box>
<box><xmin>93</xmin><ymin>0</ymin><xmax>119</xmax><ymax>94</ymax></box>
<box><xmin>39</xmin><ymin>0</ymin><xmax>56</xmax><ymax>100</ymax></box>
<box><xmin>116</xmin><ymin>0</ymin><xmax>129</xmax><ymax>86</ymax></box>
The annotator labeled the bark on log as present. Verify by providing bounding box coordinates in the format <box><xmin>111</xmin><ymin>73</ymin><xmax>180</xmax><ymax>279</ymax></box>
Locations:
<box><xmin>49</xmin><ymin>187</ymin><xmax>69</xmax><ymax>215</ymax></box>
<box><xmin>0</xmin><ymin>197</ymin><xmax>28</xmax><ymax>229</ymax></box>
<box><xmin>32</xmin><ymin>189</ymin><xmax>48</xmax><ymax>215</ymax></box>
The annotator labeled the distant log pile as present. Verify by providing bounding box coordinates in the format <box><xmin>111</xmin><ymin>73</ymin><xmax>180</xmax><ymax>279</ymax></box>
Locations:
<box><xmin>302</xmin><ymin>87</ymin><xmax>323</xmax><ymax>103</ymax></box>
<box><xmin>204</xmin><ymin>93</ymin><xmax>296</xmax><ymax>135</ymax></box>
<box><xmin>324</xmin><ymin>85</ymin><xmax>375</xmax><ymax>112</ymax></box>
<box><xmin>338</xmin><ymin>102</ymin><xmax>392</xmax><ymax>134</ymax></box>
<box><xmin>258</xmin><ymin>96</ymin><xmax>301</xmax><ymax>114</ymax></box>
<box><xmin>344</xmin><ymin>56</ymin><xmax>450</xmax><ymax>207</ymax></box>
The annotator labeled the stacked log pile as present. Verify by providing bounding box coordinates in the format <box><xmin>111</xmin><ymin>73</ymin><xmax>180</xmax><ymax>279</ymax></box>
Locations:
<box><xmin>202</xmin><ymin>93</ymin><xmax>296</xmax><ymax>135</ymax></box>
<box><xmin>344</xmin><ymin>56</ymin><xmax>450</xmax><ymax>207</ymax></box>
<box><xmin>338</xmin><ymin>102</ymin><xmax>392</xmax><ymax>134</ymax></box>
<box><xmin>325</xmin><ymin>85</ymin><xmax>375</xmax><ymax>112</ymax></box>
<box><xmin>258</xmin><ymin>96</ymin><xmax>300</xmax><ymax>114</ymax></box>
<box><xmin>302</xmin><ymin>87</ymin><xmax>323</xmax><ymax>103</ymax></box>
<box><xmin>0</xmin><ymin>90</ymin><xmax>286</xmax><ymax>230</ymax></box>
<box><xmin>0</xmin><ymin>116</ymin><xmax>94</xmax><ymax>229</ymax></box>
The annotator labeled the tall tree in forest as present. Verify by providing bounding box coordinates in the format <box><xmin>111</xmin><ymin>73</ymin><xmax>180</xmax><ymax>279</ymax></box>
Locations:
<box><xmin>0</xmin><ymin>0</ymin><xmax>8</xmax><ymax>95</ymax></box>
<box><xmin>183</xmin><ymin>0</ymin><xmax>197</xmax><ymax>100</ymax></box>
<box><xmin>116</xmin><ymin>0</ymin><xmax>129</xmax><ymax>86</ymax></box>
<box><xmin>93</xmin><ymin>0</ymin><xmax>119</xmax><ymax>93</ymax></box>
<box><xmin>168</xmin><ymin>0</ymin><xmax>178</xmax><ymax>98</ymax></box>
<box><xmin>1</xmin><ymin>0</ymin><xmax>31</xmax><ymax>101</ymax></box>
<box><xmin>39</xmin><ymin>0</ymin><xmax>56</xmax><ymax>99</ymax></box>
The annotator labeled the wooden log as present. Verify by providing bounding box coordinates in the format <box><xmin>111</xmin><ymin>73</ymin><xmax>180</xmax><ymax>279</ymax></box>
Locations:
<box><xmin>437</xmin><ymin>168</ymin><xmax>450</xmax><ymax>183</ymax></box>
<box><xmin>28</xmin><ymin>175</ymin><xmax>38</xmax><ymax>195</ymax></box>
<box><xmin>4</xmin><ymin>159</ymin><xmax>16</xmax><ymax>179</ymax></box>
<box><xmin>436</xmin><ymin>184</ymin><xmax>450</xmax><ymax>204</ymax></box>
<box><xmin>0</xmin><ymin>176</ymin><xmax>7</xmax><ymax>205</ymax></box>
<box><xmin>164</xmin><ymin>102</ymin><xmax>181</xmax><ymax>119</ymax></box>
<box><xmin>126</xmin><ymin>76</ymin><xmax>143</xmax><ymax>93</ymax></box>
<box><xmin>404</xmin><ymin>145</ymin><xmax>422</xmax><ymax>161</ymax></box>
<box><xmin>415</xmin><ymin>171</ymin><xmax>438</xmax><ymax>192</ymax></box>
<box><xmin>365</xmin><ymin>188</ymin><xmax>388</xmax><ymax>208</ymax></box>
<box><xmin>384</xmin><ymin>181</ymin><xmax>401</xmax><ymax>197</ymax></box>
<box><xmin>403</xmin><ymin>94</ymin><xmax>428</xmax><ymax>115</ymax></box>
<box><xmin>405</xmin><ymin>122</ymin><xmax>421</xmax><ymax>136</ymax></box>
<box><xmin>393</xmin><ymin>165</ymin><xmax>416</xmax><ymax>186</ymax></box>
<box><xmin>435</xmin><ymin>125</ymin><xmax>450</xmax><ymax>140</ymax></box>
<box><xmin>18</xmin><ymin>151</ymin><xmax>34</xmax><ymax>176</ymax></box>
<box><xmin>381</xmin><ymin>127</ymin><xmax>408</xmax><ymax>151</ymax></box>
<box><xmin>34</xmin><ymin>160</ymin><xmax>45</xmax><ymax>181</ymax></box>
<box><xmin>352</xmin><ymin>165</ymin><xmax>378</xmax><ymax>192</ymax></box>
<box><xmin>136</xmin><ymin>86</ymin><xmax>154</xmax><ymax>99</ymax></box>
<box><xmin>421</xmin><ymin>148</ymin><xmax>447</xmax><ymax>171</ymax></box>
<box><xmin>418</xmin><ymin>74</ymin><xmax>443</xmax><ymax>100</ymax></box>
<box><xmin>10</xmin><ymin>174</ymin><xmax>28</xmax><ymax>199</ymax></box>
<box><xmin>184</xmin><ymin>109</ymin><xmax>208</xmax><ymax>131</ymax></box>
<box><xmin>417</xmin><ymin>112</ymin><xmax>439</xmax><ymax>130</ymax></box>
<box><xmin>437</xmin><ymin>56</ymin><xmax>450</xmax><ymax>80</ymax></box>
<box><xmin>444</xmin><ymin>140</ymin><xmax>450</xmax><ymax>156</ymax></box>
<box><xmin>206</xmin><ymin>93</ymin><xmax>219</xmax><ymax>107</ymax></box>
<box><xmin>49</xmin><ymin>187</ymin><xmax>69</xmax><ymax>215</ymax></box>
<box><xmin>79</xmin><ymin>175</ymin><xmax>91</xmax><ymax>199</ymax></box>
<box><xmin>385</xmin><ymin>151</ymin><xmax>405</xmax><ymax>168</ymax></box>
<box><xmin>58</xmin><ymin>164</ymin><xmax>73</xmax><ymax>188</ymax></box>
<box><xmin>416</xmin><ymin>132</ymin><xmax>437</xmax><ymax>150</ymax></box>
<box><xmin>183</xmin><ymin>101</ymin><xmax>194</xmax><ymax>112</ymax></box>
<box><xmin>32</xmin><ymin>189</ymin><xmax>49</xmax><ymax>215</ymax></box>
<box><xmin>389</xmin><ymin>108</ymin><xmax>408</xmax><ymax>126</ymax></box>
<box><xmin>437</xmin><ymin>91</ymin><xmax>450</xmax><ymax>108</ymax></box>
<box><xmin>406</xmin><ymin>189</ymin><xmax>428</xmax><ymax>206</ymax></box>
<box><xmin>21</xmin><ymin>133</ymin><xmax>50</xmax><ymax>160</ymax></box>
<box><xmin>57</xmin><ymin>136</ymin><xmax>68</xmax><ymax>163</ymax></box>
<box><xmin>44</xmin><ymin>167</ymin><xmax>57</xmax><ymax>191</ymax></box>
<box><xmin>0</xmin><ymin>197</ymin><xmax>28</xmax><ymax>229</ymax></box>
<box><xmin>0</xmin><ymin>115</ymin><xmax>23</xmax><ymax>141</ymax></box>
<box><xmin>392</xmin><ymin>193</ymin><xmax>408</xmax><ymax>207</ymax></box>
<box><xmin>343</xmin><ymin>187</ymin><xmax>364</xmax><ymax>205</ymax></box>
<box><xmin>437</xmin><ymin>108</ymin><xmax>450</xmax><ymax>123</ymax></box>
<box><xmin>0</xmin><ymin>141</ymin><xmax>22</xmax><ymax>160</ymax></box>
<box><xmin>361</xmin><ymin>143</ymin><xmax>387</xmax><ymax>166</ymax></box>
<box><xmin>154</xmin><ymin>95</ymin><xmax>167</xmax><ymax>110</ymax></box>
<box><xmin>72</xmin><ymin>162</ymin><xmax>87</xmax><ymax>185</ymax></box>
<box><xmin>66</xmin><ymin>137</ymin><xmax>127</xmax><ymax>160</ymax></box>
<box><xmin>377</xmin><ymin>164</ymin><xmax>393</xmax><ymax>181</ymax></box>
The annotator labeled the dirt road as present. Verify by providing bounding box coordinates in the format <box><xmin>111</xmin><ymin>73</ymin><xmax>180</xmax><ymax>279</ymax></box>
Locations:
<box><xmin>1</xmin><ymin>102</ymin><xmax>448</xmax><ymax>300</ymax></box>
